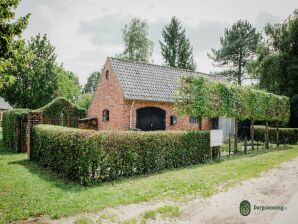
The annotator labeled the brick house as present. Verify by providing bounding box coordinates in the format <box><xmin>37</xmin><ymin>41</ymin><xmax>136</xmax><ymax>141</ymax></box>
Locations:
<box><xmin>88</xmin><ymin>57</ymin><xmax>232</xmax><ymax>132</ymax></box>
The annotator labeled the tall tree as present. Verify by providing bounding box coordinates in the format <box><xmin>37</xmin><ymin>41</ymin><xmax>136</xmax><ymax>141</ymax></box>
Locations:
<box><xmin>55</xmin><ymin>65</ymin><xmax>81</xmax><ymax>101</ymax></box>
<box><xmin>208</xmin><ymin>20</ymin><xmax>261</xmax><ymax>85</ymax></box>
<box><xmin>0</xmin><ymin>0</ymin><xmax>30</xmax><ymax>88</ymax></box>
<box><xmin>160</xmin><ymin>17</ymin><xmax>196</xmax><ymax>70</ymax></box>
<box><xmin>248</xmin><ymin>9</ymin><xmax>298</xmax><ymax>127</ymax></box>
<box><xmin>209</xmin><ymin>20</ymin><xmax>261</xmax><ymax>152</ymax></box>
<box><xmin>76</xmin><ymin>93</ymin><xmax>93</xmax><ymax>110</ymax></box>
<box><xmin>118</xmin><ymin>18</ymin><xmax>153</xmax><ymax>63</ymax></box>
<box><xmin>83</xmin><ymin>71</ymin><xmax>100</xmax><ymax>93</ymax></box>
<box><xmin>1</xmin><ymin>34</ymin><xmax>59</xmax><ymax>109</ymax></box>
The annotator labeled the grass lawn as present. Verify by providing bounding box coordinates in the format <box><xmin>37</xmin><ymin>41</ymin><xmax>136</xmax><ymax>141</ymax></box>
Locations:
<box><xmin>1</xmin><ymin>138</ymin><xmax>298</xmax><ymax>223</ymax></box>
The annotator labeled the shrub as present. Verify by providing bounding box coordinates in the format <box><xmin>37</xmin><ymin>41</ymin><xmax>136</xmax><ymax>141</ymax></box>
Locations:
<box><xmin>2</xmin><ymin>109</ymin><xmax>31</xmax><ymax>151</ymax></box>
<box><xmin>32</xmin><ymin>125</ymin><xmax>210</xmax><ymax>185</ymax></box>
<box><xmin>254</xmin><ymin>125</ymin><xmax>298</xmax><ymax>144</ymax></box>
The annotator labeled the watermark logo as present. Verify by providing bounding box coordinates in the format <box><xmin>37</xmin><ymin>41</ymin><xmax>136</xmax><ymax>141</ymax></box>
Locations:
<box><xmin>240</xmin><ymin>200</ymin><xmax>251</xmax><ymax>216</ymax></box>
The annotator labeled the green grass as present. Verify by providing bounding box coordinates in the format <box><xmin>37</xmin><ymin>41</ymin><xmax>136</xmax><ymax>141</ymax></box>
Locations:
<box><xmin>1</xmin><ymin>136</ymin><xmax>298</xmax><ymax>224</ymax></box>
<box><xmin>141</xmin><ymin>205</ymin><xmax>181</xmax><ymax>223</ymax></box>
<box><xmin>156</xmin><ymin>205</ymin><xmax>180</xmax><ymax>218</ymax></box>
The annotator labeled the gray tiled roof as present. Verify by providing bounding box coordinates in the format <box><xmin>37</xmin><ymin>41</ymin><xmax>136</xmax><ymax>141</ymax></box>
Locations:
<box><xmin>0</xmin><ymin>97</ymin><xmax>12</xmax><ymax>110</ymax></box>
<box><xmin>109</xmin><ymin>57</ymin><xmax>225</xmax><ymax>102</ymax></box>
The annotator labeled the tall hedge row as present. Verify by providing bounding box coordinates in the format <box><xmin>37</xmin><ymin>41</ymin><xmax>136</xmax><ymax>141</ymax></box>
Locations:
<box><xmin>175</xmin><ymin>76</ymin><xmax>290</xmax><ymax>122</ymax></box>
<box><xmin>254</xmin><ymin>125</ymin><xmax>298</xmax><ymax>144</ymax></box>
<box><xmin>32</xmin><ymin>125</ymin><xmax>210</xmax><ymax>185</ymax></box>
<box><xmin>2</xmin><ymin>109</ymin><xmax>31</xmax><ymax>151</ymax></box>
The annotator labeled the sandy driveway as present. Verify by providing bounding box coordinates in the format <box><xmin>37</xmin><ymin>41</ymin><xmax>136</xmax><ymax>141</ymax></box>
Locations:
<box><xmin>26</xmin><ymin>156</ymin><xmax>298</xmax><ymax>224</ymax></box>
<box><xmin>177</xmin><ymin>156</ymin><xmax>298</xmax><ymax>224</ymax></box>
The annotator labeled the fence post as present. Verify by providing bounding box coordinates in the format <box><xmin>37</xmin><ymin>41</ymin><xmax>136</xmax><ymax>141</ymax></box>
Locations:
<box><xmin>265</xmin><ymin>121</ymin><xmax>269</xmax><ymax>149</ymax></box>
<box><xmin>228</xmin><ymin>133</ymin><xmax>231</xmax><ymax>156</ymax></box>
<box><xmin>244</xmin><ymin>137</ymin><xmax>247</xmax><ymax>154</ymax></box>
<box><xmin>276</xmin><ymin>121</ymin><xmax>280</xmax><ymax>148</ymax></box>
<box><xmin>250</xmin><ymin>119</ymin><xmax>254</xmax><ymax>150</ymax></box>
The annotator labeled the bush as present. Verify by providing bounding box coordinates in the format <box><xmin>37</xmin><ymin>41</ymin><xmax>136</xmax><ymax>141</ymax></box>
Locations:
<box><xmin>32</xmin><ymin>125</ymin><xmax>210</xmax><ymax>185</ymax></box>
<box><xmin>2</xmin><ymin>109</ymin><xmax>31</xmax><ymax>151</ymax></box>
<box><xmin>254</xmin><ymin>125</ymin><xmax>298</xmax><ymax>144</ymax></box>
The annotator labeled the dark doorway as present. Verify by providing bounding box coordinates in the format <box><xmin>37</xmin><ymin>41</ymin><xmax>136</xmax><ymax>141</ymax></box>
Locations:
<box><xmin>136</xmin><ymin>107</ymin><xmax>166</xmax><ymax>131</ymax></box>
<box><xmin>212</xmin><ymin>117</ymin><xmax>219</xmax><ymax>129</ymax></box>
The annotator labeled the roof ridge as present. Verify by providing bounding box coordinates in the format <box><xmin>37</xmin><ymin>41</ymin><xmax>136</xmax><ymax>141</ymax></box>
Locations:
<box><xmin>107</xmin><ymin>57</ymin><xmax>222</xmax><ymax>78</ymax></box>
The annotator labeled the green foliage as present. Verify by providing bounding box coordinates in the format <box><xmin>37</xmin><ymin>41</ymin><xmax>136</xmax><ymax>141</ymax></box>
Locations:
<box><xmin>160</xmin><ymin>17</ymin><xmax>196</xmax><ymax>70</ymax></box>
<box><xmin>55</xmin><ymin>65</ymin><xmax>81</xmax><ymax>101</ymax></box>
<box><xmin>76</xmin><ymin>93</ymin><xmax>93</xmax><ymax>110</ymax></box>
<box><xmin>254</xmin><ymin>125</ymin><xmax>298</xmax><ymax>144</ymax></box>
<box><xmin>0</xmin><ymin>0</ymin><xmax>30</xmax><ymax>88</ymax></box>
<box><xmin>118</xmin><ymin>18</ymin><xmax>154</xmax><ymax>63</ymax></box>
<box><xmin>83</xmin><ymin>71</ymin><xmax>100</xmax><ymax>93</ymax></box>
<box><xmin>2</xmin><ymin>109</ymin><xmax>31</xmax><ymax>151</ymax></box>
<box><xmin>175</xmin><ymin>75</ymin><xmax>290</xmax><ymax>122</ymax></box>
<box><xmin>1</xmin><ymin>34</ymin><xmax>59</xmax><ymax>108</ymax></box>
<box><xmin>35</xmin><ymin>97</ymin><xmax>86</xmax><ymax>127</ymax></box>
<box><xmin>208</xmin><ymin>20</ymin><xmax>261</xmax><ymax>85</ymax></box>
<box><xmin>247</xmin><ymin>10</ymin><xmax>298</xmax><ymax>127</ymax></box>
<box><xmin>32</xmin><ymin>125</ymin><xmax>210</xmax><ymax>185</ymax></box>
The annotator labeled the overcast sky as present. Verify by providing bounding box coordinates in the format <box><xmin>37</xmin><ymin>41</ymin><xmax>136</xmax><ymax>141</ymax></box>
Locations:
<box><xmin>16</xmin><ymin>0</ymin><xmax>297</xmax><ymax>85</ymax></box>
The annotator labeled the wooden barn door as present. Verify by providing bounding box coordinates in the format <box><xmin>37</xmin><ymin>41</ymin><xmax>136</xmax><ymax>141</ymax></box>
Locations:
<box><xmin>136</xmin><ymin>107</ymin><xmax>166</xmax><ymax>131</ymax></box>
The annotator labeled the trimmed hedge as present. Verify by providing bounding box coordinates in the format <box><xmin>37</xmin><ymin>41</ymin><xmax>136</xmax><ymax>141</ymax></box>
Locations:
<box><xmin>32</xmin><ymin>125</ymin><xmax>210</xmax><ymax>185</ymax></box>
<box><xmin>175</xmin><ymin>76</ymin><xmax>290</xmax><ymax>122</ymax></box>
<box><xmin>2</xmin><ymin>109</ymin><xmax>31</xmax><ymax>151</ymax></box>
<box><xmin>254</xmin><ymin>125</ymin><xmax>298</xmax><ymax>144</ymax></box>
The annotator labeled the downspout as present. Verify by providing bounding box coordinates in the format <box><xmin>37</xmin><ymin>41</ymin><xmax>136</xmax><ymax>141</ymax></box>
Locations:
<box><xmin>129</xmin><ymin>100</ymin><xmax>135</xmax><ymax>129</ymax></box>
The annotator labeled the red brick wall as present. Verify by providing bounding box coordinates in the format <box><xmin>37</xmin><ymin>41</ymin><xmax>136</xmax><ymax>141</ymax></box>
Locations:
<box><xmin>123</xmin><ymin>100</ymin><xmax>211</xmax><ymax>131</ymax></box>
<box><xmin>88</xmin><ymin>61</ymin><xmax>128</xmax><ymax>131</ymax></box>
<box><xmin>88</xmin><ymin>60</ymin><xmax>211</xmax><ymax>131</ymax></box>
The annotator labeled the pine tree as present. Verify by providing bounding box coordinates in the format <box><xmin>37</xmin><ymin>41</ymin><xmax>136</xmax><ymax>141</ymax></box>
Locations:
<box><xmin>160</xmin><ymin>17</ymin><xmax>196</xmax><ymax>70</ymax></box>
<box><xmin>208</xmin><ymin>20</ymin><xmax>261</xmax><ymax>85</ymax></box>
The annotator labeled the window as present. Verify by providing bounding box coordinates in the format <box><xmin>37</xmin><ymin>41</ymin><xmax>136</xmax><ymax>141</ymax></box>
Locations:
<box><xmin>189</xmin><ymin>116</ymin><xmax>198</xmax><ymax>124</ymax></box>
<box><xmin>170</xmin><ymin>115</ymin><xmax>177</xmax><ymax>125</ymax></box>
<box><xmin>103</xmin><ymin>109</ymin><xmax>109</xmax><ymax>122</ymax></box>
<box><xmin>105</xmin><ymin>70</ymin><xmax>110</xmax><ymax>79</ymax></box>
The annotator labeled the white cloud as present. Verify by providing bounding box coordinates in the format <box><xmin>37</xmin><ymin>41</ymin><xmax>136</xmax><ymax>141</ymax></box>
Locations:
<box><xmin>16</xmin><ymin>0</ymin><xmax>296</xmax><ymax>85</ymax></box>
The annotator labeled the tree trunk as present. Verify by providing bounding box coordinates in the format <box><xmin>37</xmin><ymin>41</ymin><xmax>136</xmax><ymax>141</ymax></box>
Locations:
<box><xmin>234</xmin><ymin>117</ymin><xmax>238</xmax><ymax>153</ymax></box>
<box><xmin>250</xmin><ymin>119</ymin><xmax>254</xmax><ymax>150</ymax></box>
<box><xmin>276</xmin><ymin>121</ymin><xmax>280</xmax><ymax>148</ymax></box>
<box><xmin>265</xmin><ymin>121</ymin><xmax>269</xmax><ymax>149</ymax></box>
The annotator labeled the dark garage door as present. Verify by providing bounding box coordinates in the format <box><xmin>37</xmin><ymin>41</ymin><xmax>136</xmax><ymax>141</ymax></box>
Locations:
<box><xmin>136</xmin><ymin>107</ymin><xmax>166</xmax><ymax>131</ymax></box>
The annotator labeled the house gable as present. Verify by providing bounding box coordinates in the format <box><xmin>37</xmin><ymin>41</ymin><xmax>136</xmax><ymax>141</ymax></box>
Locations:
<box><xmin>88</xmin><ymin>60</ymin><xmax>128</xmax><ymax>131</ymax></box>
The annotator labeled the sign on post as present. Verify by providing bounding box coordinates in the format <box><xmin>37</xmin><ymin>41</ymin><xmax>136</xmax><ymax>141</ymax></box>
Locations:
<box><xmin>210</xmin><ymin>129</ymin><xmax>223</xmax><ymax>147</ymax></box>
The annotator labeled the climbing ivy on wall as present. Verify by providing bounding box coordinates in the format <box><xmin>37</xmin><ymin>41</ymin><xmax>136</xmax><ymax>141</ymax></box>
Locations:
<box><xmin>2</xmin><ymin>109</ymin><xmax>31</xmax><ymax>151</ymax></box>
<box><xmin>34</xmin><ymin>97</ymin><xmax>86</xmax><ymax>127</ymax></box>
<box><xmin>175</xmin><ymin>76</ymin><xmax>290</xmax><ymax>122</ymax></box>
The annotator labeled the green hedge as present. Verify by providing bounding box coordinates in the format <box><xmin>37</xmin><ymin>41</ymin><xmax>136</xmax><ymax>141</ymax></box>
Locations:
<box><xmin>32</xmin><ymin>125</ymin><xmax>210</xmax><ymax>185</ymax></box>
<box><xmin>175</xmin><ymin>76</ymin><xmax>290</xmax><ymax>122</ymax></box>
<box><xmin>254</xmin><ymin>125</ymin><xmax>298</xmax><ymax>144</ymax></box>
<box><xmin>2</xmin><ymin>109</ymin><xmax>31</xmax><ymax>151</ymax></box>
<box><xmin>35</xmin><ymin>97</ymin><xmax>86</xmax><ymax>127</ymax></box>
